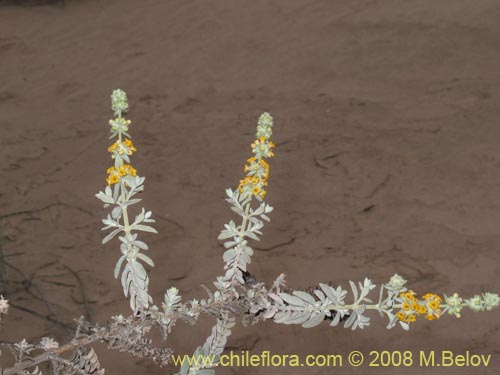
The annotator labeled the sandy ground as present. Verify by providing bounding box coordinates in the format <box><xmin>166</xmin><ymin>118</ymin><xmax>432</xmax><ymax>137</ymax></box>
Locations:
<box><xmin>1</xmin><ymin>0</ymin><xmax>500</xmax><ymax>374</ymax></box>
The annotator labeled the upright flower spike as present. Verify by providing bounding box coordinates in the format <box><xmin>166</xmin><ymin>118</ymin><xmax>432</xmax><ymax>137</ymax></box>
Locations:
<box><xmin>238</xmin><ymin>113</ymin><xmax>275</xmax><ymax>199</ymax></box>
<box><xmin>217</xmin><ymin>114</ymin><xmax>274</xmax><ymax>294</ymax></box>
<box><xmin>96</xmin><ymin>90</ymin><xmax>157</xmax><ymax>314</ymax></box>
<box><xmin>105</xmin><ymin>92</ymin><xmax>138</xmax><ymax>185</ymax></box>
<box><xmin>388</xmin><ymin>286</ymin><xmax>499</xmax><ymax>327</ymax></box>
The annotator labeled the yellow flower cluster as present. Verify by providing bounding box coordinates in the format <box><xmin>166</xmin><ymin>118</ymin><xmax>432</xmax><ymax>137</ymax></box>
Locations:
<box><xmin>239</xmin><ymin>157</ymin><xmax>271</xmax><ymax>199</ymax></box>
<box><xmin>106</xmin><ymin>164</ymin><xmax>138</xmax><ymax>186</ymax></box>
<box><xmin>107</xmin><ymin>138</ymin><xmax>137</xmax><ymax>156</ymax></box>
<box><xmin>421</xmin><ymin>293</ymin><xmax>442</xmax><ymax>321</ymax></box>
<box><xmin>251</xmin><ymin>137</ymin><xmax>275</xmax><ymax>158</ymax></box>
<box><xmin>396</xmin><ymin>290</ymin><xmax>442</xmax><ymax>323</ymax></box>
<box><xmin>238</xmin><ymin>145</ymin><xmax>274</xmax><ymax>199</ymax></box>
<box><xmin>244</xmin><ymin>157</ymin><xmax>270</xmax><ymax>175</ymax></box>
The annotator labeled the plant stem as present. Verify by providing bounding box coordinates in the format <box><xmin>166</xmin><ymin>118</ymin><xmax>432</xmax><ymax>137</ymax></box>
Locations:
<box><xmin>120</xmin><ymin>190</ymin><xmax>131</xmax><ymax>236</ymax></box>
<box><xmin>229</xmin><ymin>200</ymin><xmax>251</xmax><ymax>285</ymax></box>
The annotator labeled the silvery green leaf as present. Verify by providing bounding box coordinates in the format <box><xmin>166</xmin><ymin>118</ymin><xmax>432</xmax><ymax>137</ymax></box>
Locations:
<box><xmin>218</xmin><ymin>231</ymin><xmax>235</xmax><ymax>240</ymax></box>
<box><xmin>280</xmin><ymin>311</ymin><xmax>311</xmax><ymax>324</ymax></box>
<box><xmin>132</xmin><ymin>224</ymin><xmax>158</xmax><ymax>233</ymax></box>
<box><xmin>179</xmin><ymin>357</ymin><xmax>190</xmax><ymax>375</ymax></box>
<box><xmin>238</xmin><ymin>247</ymin><xmax>253</xmax><ymax>264</ymax></box>
<box><xmin>319</xmin><ymin>283</ymin><xmax>339</xmax><ymax>305</ymax></box>
<box><xmin>249</xmin><ymin>225</ymin><xmax>263</xmax><ymax>235</ymax></box>
<box><xmin>102</xmin><ymin>217</ymin><xmax>119</xmax><ymax>228</ymax></box>
<box><xmin>279</xmin><ymin>293</ymin><xmax>306</xmax><ymax>307</ymax></box>
<box><xmin>121</xmin><ymin>264</ymin><xmax>131</xmax><ymax>296</ymax></box>
<box><xmin>224</xmin><ymin>268</ymin><xmax>235</xmax><ymax>280</ymax></box>
<box><xmin>285</xmin><ymin>312</ymin><xmax>310</xmax><ymax>325</ymax></box>
<box><xmin>113</xmin><ymin>183</ymin><xmax>120</xmax><ymax>200</ymax></box>
<box><xmin>248</xmin><ymin>219</ymin><xmax>263</xmax><ymax>228</ymax></box>
<box><xmin>111</xmin><ymin>206</ymin><xmax>122</xmax><ymax>219</ymax></box>
<box><xmin>238</xmin><ymin>191</ymin><xmax>251</xmax><ymax>203</ymax></box>
<box><xmin>339</xmin><ymin>288</ymin><xmax>348</xmax><ymax>302</ymax></box>
<box><xmin>245</xmin><ymin>231</ymin><xmax>260</xmax><ymax>241</ymax></box>
<box><xmin>273</xmin><ymin>311</ymin><xmax>290</xmax><ymax>323</ymax></box>
<box><xmin>242</xmin><ymin>246</ymin><xmax>253</xmax><ymax>257</ymax></box>
<box><xmin>302</xmin><ymin>312</ymin><xmax>324</xmax><ymax>328</ymax></box>
<box><xmin>359</xmin><ymin>278</ymin><xmax>376</xmax><ymax>300</ymax></box>
<box><xmin>163</xmin><ymin>287</ymin><xmax>182</xmax><ymax>312</ymax></box>
<box><xmin>134</xmin><ymin>240</ymin><xmax>149</xmax><ymax>250</ymax></box>
<box><xmin>314</xmin><ymin>289</ymin><xmax>326</xmax><ymax>302</ymax></box>
<box><xmin>124</xmin><ymin>176</ymin><xmax>140</xmax><ymax>191</ymax></box>
<box><xmin>344</xmin><ymin>311</ymin><xmax>356</xmax><ymax>329</ymax></box>
<box><xmin>114</xmin><ymin>254</ymin><xmax>127</xmax><ymax>279</ymax></box>
<box><xmin>386</xmin><ymin>312</ymin><xmax>397</xmax><ymax>329</ymax></box>
<box><xmin>124</xmin><ymin>176</ymin><xmax>137</xmax><ymax>189</ymax></box>
<box><xmin>331</xmin><ymin>312</ymin><xmax>341</xmax><ymax>326</ymax></box>
<box><xmin>378</xmin><ymin>284</ymin><xmax>385</xmax><ymax>305</ymax></box>
<box><xmin>252</xmin><ymin>204</ymin><xmax>264</xmax><ymax>215</ymax></box>
<box><xmin>263</xmin><ymin>307</ymin><xmax>278</xmax><ymax>319</ymax></box>
<box><xmin>124</xmin><ymin>198</ymin><xmax>142</xmax><ymax>206</ymax></box>
<box><xmin>399</xmin><ymin>321</ymin><xmax>410</xmax><ymax>331</ymax></box>
<box><xmin>120</xmin><ymin>242</ymin><xmax>129</xmax><ymax>254</ymax></box>
<box><xmin>137</xmin><ymin>287</ymin><xmax>149</xmax><ymax>306</ymax></box>
<box><xmin>198</xmin><ymin>370</ymin><xmax>215</xmax><ymax>375</ymax></box>
<box><xmin>131</xmin><ymin>261</ymin><xmax>147</xmax><ymax>279</ymax></box>
<box><xmin>166</xmin><ymin>288</ymin><xmax>181</xmax><ymax>304</ymax></box>
<box><xmin>352</xmin><ymin>319</ymin><xmax>360</xmax><ymax>330</ymax></box>
<box><xmin>235</xmin><ymin>270</ymin><xmax>245</xmax><ymax>284</ymax></box>
<box><xmin>223</xmin><ymin>240</ymin><xmax>236</xmax><ymax>249</ymax></box>
<box><xmin>238</xmin><ymin>259</ymin><xmax>248</xmax><ymax>271</ymax></box>
<box><xmin>356</xmin><ymin>304</ymin><xmax>366</xmax><ymax>314</ymax></box>
<box><xmin>223</xmin><ymin>249</ymin><xmax>236</xmax><ymax>263</ymax></box>
<box><xmin>350</xmin><ymin>280</ymin><xmax>359</xmax><ymax>302</ymax></box>
<box><xmin>268</xmin><ymin>292</ymin><xmax>283</xmax><ymax>304</ymax></box>
<box><xmin>293</xmin><ymin>291</ymin><xmax>317</xmax><ymax>305</ymax></box>
<box><xmin>353</xmin><ymin>313</ymin><xmax>370</xmax><ymax>330</ymax></box>
<box><xmin>137</xmin><ymin>253</ymin><xmax>154</xmax><ymax>267</ymax></box>
<box><xmin>337</xmin><ymin>308</ymin><xmax>350</xmax><ymax>321</ymax></box>
<box><xmin>95</xmin><ymin>191</ymin><xmax>115</xmax><ymax>204</ymax></box>
<box><xmin>135</xmin><ymin>209</ymin><xmax>145</xmax><ymax>223</ymax></box>
<box><xmin>363</xmin><ymin>277</ymin><xmax>375</xmax><ymax>290</ymax></box>
<box><xmin>102</xmin><ymin>228</ymin><xmax>122</xmax><ymax>244</ymax></box>
<box><xmin>230</xmin><ymin>206</ymin><xmax>245</xmax><ymax>216</ymax></box>
<box><xmin>128</xmin><ymin>190</ymin><xmax>141</xmax><ymax>200</ymax></box>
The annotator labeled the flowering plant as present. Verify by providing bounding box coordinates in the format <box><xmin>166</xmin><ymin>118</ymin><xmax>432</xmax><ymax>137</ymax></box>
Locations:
<box><xmin>0</xmin><ymin>90</ymin><xmax>498</xmax><ymax>375</ymax></box>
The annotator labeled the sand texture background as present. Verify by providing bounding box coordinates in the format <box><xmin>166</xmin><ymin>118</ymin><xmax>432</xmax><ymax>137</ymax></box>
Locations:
<box><xmin>1</xmin><ymin>0</ymin><xmax>499</xmax><ymax>374</ymax></box>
